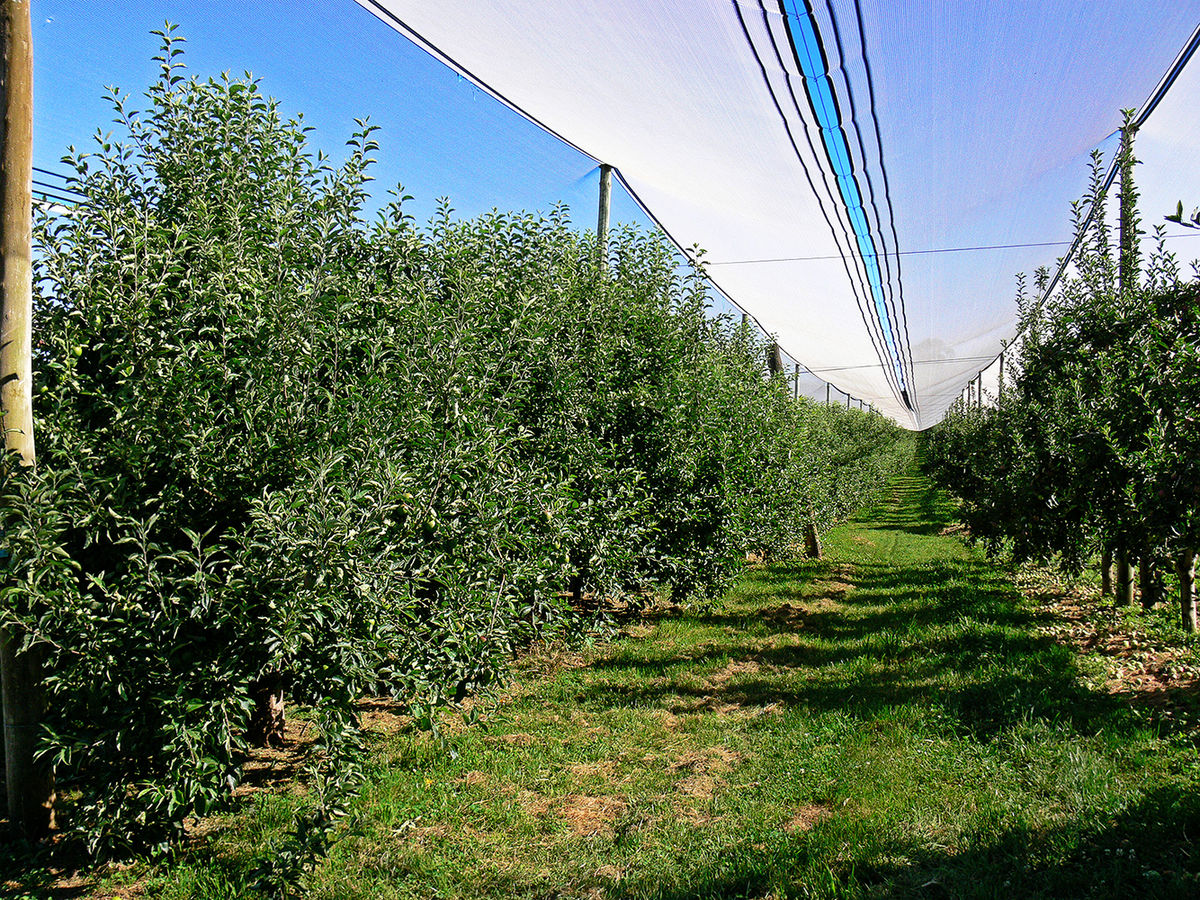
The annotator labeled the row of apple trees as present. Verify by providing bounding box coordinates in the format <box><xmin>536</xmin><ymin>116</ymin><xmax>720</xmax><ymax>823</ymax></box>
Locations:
<box><xmin>923</xmin><ymin>130</ymin><xmax>1199</xmax><ymax>634</ymax></box>
<box><xmin>0</xmin><ymin>33</ymin><xmax>911</xmax><ymax>863</ymax></box>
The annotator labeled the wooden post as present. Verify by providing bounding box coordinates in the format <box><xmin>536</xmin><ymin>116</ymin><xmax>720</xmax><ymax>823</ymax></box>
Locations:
<box><xmin>1179</xmin><ymin>548</ymin><xmax>1196</xmax><ymax>633</ymax></box>
<box><xmin>596</xmin><ymin>163</ymin><xmax>612</xmax><ymax>272</ymax></box>
<box><xmin>976</xmin><ymin>374</ymin><xmax>982</xmax><ymax>409</ymax></box>
<box><xmin>793</xmin><ymin>363</ymin><xmax>799</xmax><ymax>400</ymax></box>
<box><xmin>845</xmin><ymin>392</ymin><xmax>850</xmax><ymax>409</ymax></box>
<box><xmin>1115</xmin><ymin>549</ymin><xmax>1134</xmax><ymax>607</ymax></box>
<box><xmin>998</xmin><ymin>351</ymin><xmax>1005</xmax><ymax>400</ymax></box>
<box><xmin>825</xmin><ymin>382</ymin><xmax>830</xmax><ymax>406</ymax></box>
<box><xmin>1</xmin><ymin>0</ymin><xmax>53</xmax><ymax>840</ymax></box>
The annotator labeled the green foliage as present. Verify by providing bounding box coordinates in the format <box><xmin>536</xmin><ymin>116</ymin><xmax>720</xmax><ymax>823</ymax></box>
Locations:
<box><xmin>923</xmin><ymin>122</ymin><xmax>1200</xmax><ymax>610</ymax></box>
<box><xmin>0</xmin><ymin>28</ymin><xmax>909</xmax><ymax>877</ymax></box>
<box><xmin>78</xmin><ymin>472</ymin><xmax>1200</xmax><ymax>900</ymax></box>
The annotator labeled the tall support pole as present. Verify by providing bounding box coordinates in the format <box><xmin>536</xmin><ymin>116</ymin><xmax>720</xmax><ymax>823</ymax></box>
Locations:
<box><xmin>1</xmin><ymin>0</ymin><xmax>52</xmax><ymax>840</ymax></box>
<box><xmin>793</xmin><ymin>363</ymin><xmax>799</xmax><ymax>400</ymax></box>
<box><xmin>825</xmin><ymin>382</ymin><xmax>830</xmax><ymax>406</ymax></box>
<box><xmin>845</xmin><ymin>392</ymin><xmax>850</xmax><ymax>409</ymax></box>
<box><xmin>976</xmin><ymin>373</ymin><xmax>982</xmax><ymax>409</ymax></box>
<box><xmin>998</xmin><ymin>351</ymin><xmax>1005</xmax><ymax>400</ymax></box>
<box><xmin>1112</xmin><ymin>124</ymin><xmax>1138</xmax><ymax>613</ymax></box>
<box><xmin>596</xmin><ymin>163</ymin><xmax>612</xmax><ymax>273</ymax></box>
<box><xmin>1117</xmin><ymin>125</ymin><xmax>1137</xmax><ymax>302</ymax></box>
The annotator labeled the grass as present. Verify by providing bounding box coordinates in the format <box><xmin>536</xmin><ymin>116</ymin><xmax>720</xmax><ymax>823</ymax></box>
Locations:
<box><xmin>11</xmin><ymin>472</ymin><xmax>1200</xmax><ymax>899</ymax></box>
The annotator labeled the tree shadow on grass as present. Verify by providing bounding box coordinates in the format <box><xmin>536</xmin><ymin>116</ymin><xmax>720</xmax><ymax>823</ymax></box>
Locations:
<box><xmin>607</xmin><ymin>783</ymin><xmax>1200</xmax><ymax>900</ymax></box>
<box><xmin>585</xmin><ymin>551</ymin><xmax>1168</xmax><ymax>743</ymax></box>
<box><xmin>851</xmin><ymin>475</ymin><xmax>960</xmax><ymax>537</ymax></box>
<box><xmin>0</xmin><ymin>834</ymin><xmax>94</xmax><ymax>899</ymax></box>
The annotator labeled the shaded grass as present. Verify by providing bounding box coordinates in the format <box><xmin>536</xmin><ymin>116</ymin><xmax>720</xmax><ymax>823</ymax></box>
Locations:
<box><xmin>32</xmin><ymin>472</ymin><xmax>1200</xmax><ymax>899</ymax></box>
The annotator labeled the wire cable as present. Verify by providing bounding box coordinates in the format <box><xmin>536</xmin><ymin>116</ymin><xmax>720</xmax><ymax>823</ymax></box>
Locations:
<box><xmin>709</xmin><ymin>238</ymin><xmax>1075</xmax><ymax>265</ymax></box>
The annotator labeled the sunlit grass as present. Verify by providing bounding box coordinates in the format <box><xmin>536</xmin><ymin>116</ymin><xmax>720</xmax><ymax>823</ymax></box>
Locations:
<box><xmin>51</xmin><ymin>471</ymin><xmax>1200</xmax><ymax>899</ymax></box>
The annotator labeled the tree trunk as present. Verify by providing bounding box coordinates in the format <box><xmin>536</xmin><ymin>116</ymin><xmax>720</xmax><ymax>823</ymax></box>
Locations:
<box><xmin>1115</xmin><ymin>550</ymin><xmax>1134</xmax><ymax>607</ymax></box>
<box><xmin>1</xmin><ymin>633</ymin><xmax>53</xmax><ymax>838</ymax></box>
<box><xmin>1179</xmin><ymin>548</ymin><xmax>1196</xmax><ymax>634</ymax></box>
<box><xmin>1139</xmin><ymin>556</ymin><xmax>1160</xmax><ymax>609</ymax></box>
<box><xmin>803</xmin><ymin>522</ymin><xmax>822</xmax><ymax>559</ymax></box>
<box><xmin>1100</xmin><ymin>547</ymin><xmax>1112</xmax><ymax>599</ymax></box>
<box><xmin>567</xmin><ymin>546</ymin><xmax>587</xmax><ymax>609</ymax></box>
<box><xmin>247</xmin><ymin>674</ymin><xmax>287</xmax><ymax>748</ymax></box>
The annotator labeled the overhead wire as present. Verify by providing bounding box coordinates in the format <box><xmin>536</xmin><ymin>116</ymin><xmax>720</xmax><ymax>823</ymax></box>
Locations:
<box><xmin>709</xmin><ymin>238</ymin><xmax>1077</xmax><ymax>265</ymax></box>
<box><xmin>965</xmin><ymin>19</ymin><xmax>1200</xmax><ymax>396</ymax></box>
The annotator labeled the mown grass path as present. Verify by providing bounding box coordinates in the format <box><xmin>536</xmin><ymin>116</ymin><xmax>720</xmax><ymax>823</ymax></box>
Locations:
<box><xmin>119</xmin><ymin>474</ymin><xmax>1200</xmax><ymax>898</ymax></box>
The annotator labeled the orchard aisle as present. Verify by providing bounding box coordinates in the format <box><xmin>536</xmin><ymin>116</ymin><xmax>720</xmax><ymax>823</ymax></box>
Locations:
<box><xmin>96</xmin><ymin>472</ymin><xmax>1200</xmax><ymax>899</ymax></box>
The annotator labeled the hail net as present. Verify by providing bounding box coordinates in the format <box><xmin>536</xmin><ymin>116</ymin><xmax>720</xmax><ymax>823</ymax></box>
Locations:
<box><xmin>356</xmin><ymin>0</ymin><xmax>1200</xmax><ymax>428</ymax></box>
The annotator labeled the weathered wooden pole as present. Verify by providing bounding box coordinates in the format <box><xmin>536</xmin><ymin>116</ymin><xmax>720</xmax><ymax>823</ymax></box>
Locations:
<box><xmin>997</xmin><ymin>351</ymin><xmax>1005</xmax><ymax>400</ymax></box>
<box><xmin>793</xmin><ymin>363</ymin><xmax>799</xmax><ymax>400</ymax></box>
<box><xmin>596</xmin><ymin>163</ymin><xmax>612</xmax><ymax>272</ymax></box>
<box><xmin>825</xmin><ymin>382</ymin><xmax>830</xmax><ymax>406</ymax></box>
<box><xmin>1</xmin><ymin>0</ymin><xmax>53</xmax><ymax>840</ymax></box>
<box><xmin>1117</xmin><ymin>124</ymin><xmax>1137</xmax><ymax>303</ymax></box>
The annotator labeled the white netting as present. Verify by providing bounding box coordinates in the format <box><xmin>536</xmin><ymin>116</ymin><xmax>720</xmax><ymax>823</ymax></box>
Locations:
<box><xmin>357</xmin><ymin>0</ymin><xmax>1200</xmax><ymax>427</ymax></box>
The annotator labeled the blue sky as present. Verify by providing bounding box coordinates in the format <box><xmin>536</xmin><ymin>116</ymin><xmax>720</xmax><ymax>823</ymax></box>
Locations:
<box><xmin>32</xmin><ymin>0</ymin><xmax>650</xmax><ymax>230</ymax></box>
